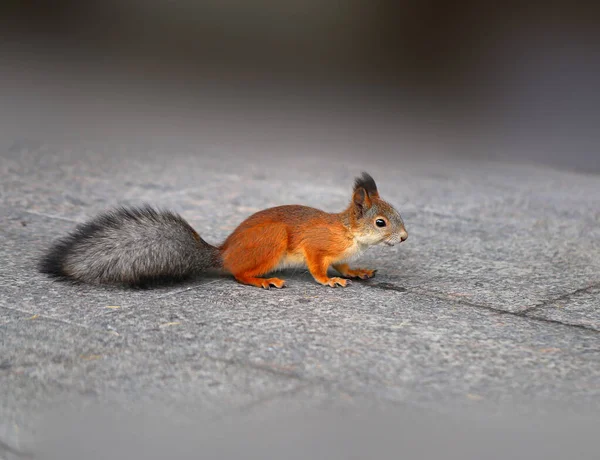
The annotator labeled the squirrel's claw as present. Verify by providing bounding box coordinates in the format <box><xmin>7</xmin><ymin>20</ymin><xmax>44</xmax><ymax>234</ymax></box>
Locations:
<box><xmin>325</xmin><ymin>277</ymin><xmax>351</xmax><ymax>287</ymax></box>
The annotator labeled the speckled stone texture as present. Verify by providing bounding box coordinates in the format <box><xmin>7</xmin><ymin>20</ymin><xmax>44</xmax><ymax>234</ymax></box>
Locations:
<box><xmin>0</xmin><ymin>142</ymin><xmax>600</xmax><ymax>458</ymax></box>
<box><xmin>1</xmin><ymin>138</ymin><xmax>600</xmax><ymax>458</ymax></box>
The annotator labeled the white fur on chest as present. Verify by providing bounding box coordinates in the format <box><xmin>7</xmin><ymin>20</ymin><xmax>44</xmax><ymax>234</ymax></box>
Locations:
<box><xmin>333</xmin><ymin>240</ymin><xmax>369</xmax><ymax>264</ymax></box>
<box><xmin>275</xmin><ymin>240</ymin><xmax>368</xmax><ymax>270</ymax></box>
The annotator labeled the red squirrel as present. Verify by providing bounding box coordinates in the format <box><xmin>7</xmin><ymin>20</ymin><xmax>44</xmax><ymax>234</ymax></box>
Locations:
<box><xmin>39</xmin><ymin>173</ymin><xmax>408</xmax><ymax>289</ymax></box>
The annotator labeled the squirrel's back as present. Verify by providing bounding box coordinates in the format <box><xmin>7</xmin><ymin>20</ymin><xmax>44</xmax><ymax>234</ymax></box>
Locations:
<box><xmin>39</xmin><ymin>206</ymin><xmax>221</xmax><ymax>287</ymax></box>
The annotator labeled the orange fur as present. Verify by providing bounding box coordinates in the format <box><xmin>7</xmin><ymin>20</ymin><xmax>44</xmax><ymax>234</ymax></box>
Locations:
<box><xmin>220</xmin><ymin>205</ymin><xmax>358</xmax><ymax>288</ymax></box>
<box><xmin>218</xmin><ymin>173</ymin><xmax>407</xmax><ymax>289</ymax></box>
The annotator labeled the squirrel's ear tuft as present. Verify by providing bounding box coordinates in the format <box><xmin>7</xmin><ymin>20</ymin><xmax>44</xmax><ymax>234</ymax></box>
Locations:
<box><xmin>354</xmin><ymin>172</ymin><xmax>379</xmax><ymax>198</ymax></box>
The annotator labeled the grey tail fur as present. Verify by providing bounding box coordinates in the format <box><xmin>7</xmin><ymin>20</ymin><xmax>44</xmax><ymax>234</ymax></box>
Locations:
<box><xmin>39</xmin><ymin>205</ymin><xmax>222</xmax><ymax>287</ymax></box>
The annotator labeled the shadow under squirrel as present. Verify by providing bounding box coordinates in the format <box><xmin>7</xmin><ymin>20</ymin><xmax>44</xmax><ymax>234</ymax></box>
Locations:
<box><xmin>39</xmin><ymin>172</ymin><xmax>408</xmax><ymax>288</ymax></box>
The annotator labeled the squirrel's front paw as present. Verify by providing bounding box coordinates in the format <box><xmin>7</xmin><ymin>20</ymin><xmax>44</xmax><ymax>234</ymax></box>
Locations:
<box><xmin>322</xmin><ymin>277</ymin><xmax>351</xmax><ymax>288</ymax></box>
<box><xmin>346</xmin><ymin>268</ymin><xmax>377</xmax><ymax>280</ymax></box>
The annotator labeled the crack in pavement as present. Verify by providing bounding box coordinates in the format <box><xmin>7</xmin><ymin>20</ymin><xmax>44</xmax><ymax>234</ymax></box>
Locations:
<box><xmin>390</xmin><ymin>286</ymin><xmax>600</xmax><ymax>334</ymax></box>
<box><xmin>520</xmin><ymin>282</ymin><xmax>600</xmax><ymax>315</ymax></box>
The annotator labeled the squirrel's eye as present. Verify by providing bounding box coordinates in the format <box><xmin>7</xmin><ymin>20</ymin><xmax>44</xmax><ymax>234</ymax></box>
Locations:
<box><xmin>375</xmin><ymin>219</ymin><xmax>386</xmax><ymax>228</ymax></box>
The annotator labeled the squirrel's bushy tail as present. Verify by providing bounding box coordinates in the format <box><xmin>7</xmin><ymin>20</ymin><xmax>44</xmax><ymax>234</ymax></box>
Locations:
<box><xmin>39</xmin><ymin>206</ymin><xmax>222</xmax><ymax>287</ymax></box>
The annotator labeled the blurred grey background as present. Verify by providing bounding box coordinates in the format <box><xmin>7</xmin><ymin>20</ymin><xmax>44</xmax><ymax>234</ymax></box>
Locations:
<box><xmin>0</xmin><ymin>0</ymin><xmax>598</xmax><ymax>172</ymax></box>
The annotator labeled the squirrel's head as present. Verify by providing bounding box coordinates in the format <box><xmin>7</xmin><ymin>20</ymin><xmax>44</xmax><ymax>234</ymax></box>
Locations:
<box><xmin>350</xmin><ymin>172</ymin><xmax>408</xmax><ymax>247</ymax></box>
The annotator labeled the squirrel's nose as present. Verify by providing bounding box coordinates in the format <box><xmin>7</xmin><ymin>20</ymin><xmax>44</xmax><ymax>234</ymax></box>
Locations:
<box><xmin>399</xmin><ymin>230</ymin><xmax>408</xmax><ymax>242</ymax></box>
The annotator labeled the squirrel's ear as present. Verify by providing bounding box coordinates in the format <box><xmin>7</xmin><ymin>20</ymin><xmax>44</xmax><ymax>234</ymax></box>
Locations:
<box><xmin>353</xmin><ymin>187</ymin><xmax>372</xmax><ymax>215</ymax></box>
<box><xmin>353</xmin><ymin>172</ymin><xmax>379</xmax><ymax>199</ymax></box>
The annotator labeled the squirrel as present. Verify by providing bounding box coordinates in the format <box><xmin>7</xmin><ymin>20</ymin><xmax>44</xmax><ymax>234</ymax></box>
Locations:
<box><xmin>39</xmin><ymin>172</ymin><xmax>408</xmax><ymax>289</ymax></box>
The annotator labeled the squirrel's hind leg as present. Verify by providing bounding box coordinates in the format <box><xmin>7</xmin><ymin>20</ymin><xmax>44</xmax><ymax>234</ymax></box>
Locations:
<box><xmin>222</xmin><ymin>224</ymin><xmax>288</xmax><ymax>289</ymax></box>
<box><xmin>234</xmin><ymin>275</ymin><xmax>286</xmax><ymax>289</ymax></box>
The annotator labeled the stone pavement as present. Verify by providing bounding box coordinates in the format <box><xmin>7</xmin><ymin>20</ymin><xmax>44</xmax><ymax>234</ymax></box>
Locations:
<box><xmin>0</xmin><ymin>52</ymin><xmax>599</xmax><ymax>458</ymax></box>
<box><xmin>1</xmin><ymin>140</ymin><xmax>599</xmax><ymax>459</ymax></box>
